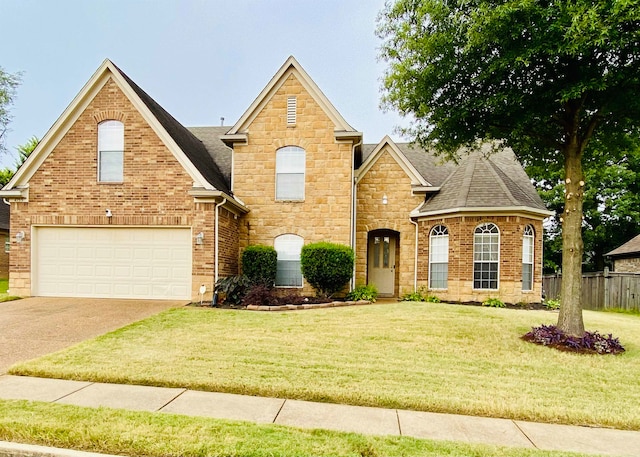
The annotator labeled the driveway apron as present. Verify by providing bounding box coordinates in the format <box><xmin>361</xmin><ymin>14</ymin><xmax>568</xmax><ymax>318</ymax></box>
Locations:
<box><xmin>0</xmin><ymin>297</ymin><xmax>187</xmax><ymax>373</ymax></box>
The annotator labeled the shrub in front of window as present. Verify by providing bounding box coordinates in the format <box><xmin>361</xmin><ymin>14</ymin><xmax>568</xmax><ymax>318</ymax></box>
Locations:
<box><xmin>242</xmin><ymin>245</ymin><xmax>277</xmax><ymax>287</ymax></box>
<box><xmin>300</xmin><ymin>242</ymin><xmax>354</xmax><ymax>298</ymax></box>
<box><xmin>347</xmin><ymin>284</ymin><xmax>378</xmax><ymax>302</ymax></box>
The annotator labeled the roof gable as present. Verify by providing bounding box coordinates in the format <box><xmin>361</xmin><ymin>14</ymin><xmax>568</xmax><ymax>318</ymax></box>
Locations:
<box><xmin>223</xmin><ymin>56</ymin><xmax>361</xmax><ymax>142</ymax></box>
<box><xmin>3</xmin><ymin>59</ymin><xmax>229</xmax><ymax>194</ymax></box>
<box><xmin>357</xmin><ymin>136</ymin><xmax>428</xmax><ymax>187</ymax></box>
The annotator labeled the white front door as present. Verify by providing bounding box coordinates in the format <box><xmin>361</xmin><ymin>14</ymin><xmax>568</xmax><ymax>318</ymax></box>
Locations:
<box><xmin>368</xmin><ymin>233</ymin><xmax>396</xmax><ymax>296</ymax></box>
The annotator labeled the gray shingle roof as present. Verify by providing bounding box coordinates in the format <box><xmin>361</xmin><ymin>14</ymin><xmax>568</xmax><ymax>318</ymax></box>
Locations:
<box><xmin>606</xmin><ymin>234</ymin><xmax>640</xmax><ymax>258</ymax></box>
<box><xmin>188</xmin><ymin>126</ymin><xmax>233</xmax><ymax>187</ymax></box>
<box><xmin>112</xmin><ymin>64</ymin><xmax>231</xmax><ymax>194</ymax></box>
<box><xmin>413</xmin><ymin>148</ymin><xmax>548</xmax><ymax>215</ymax></box>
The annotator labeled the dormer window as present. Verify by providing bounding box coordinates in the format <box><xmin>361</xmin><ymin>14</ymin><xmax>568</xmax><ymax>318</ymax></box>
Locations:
<box><xmin>287</xmin><ymin>96</ymin><xmax>297</xmax><ymax>125</ymax></box>
<box><xmin>98</xmin><ymin>120</ymin><xmax>124</xmax><ymax>182</ymax></box>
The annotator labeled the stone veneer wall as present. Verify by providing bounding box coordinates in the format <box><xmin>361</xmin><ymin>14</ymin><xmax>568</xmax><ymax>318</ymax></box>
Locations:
<box><xmin>355</xmin><ymin>148</ymin><xmax>425</xmax><ymax>297</ymax></box>
<box><xmin>416</xmin><ymin>215</ymin><xmax>545</xmax><ymax>304</ymax></box>
<box><xmin>8</xmin><ymin>77</ymin><xmax>226</xmax><ymax>300</ymax></box>
<box><xmin>233</xmin><ymin>73</ymin><xmax>355</xmax><ymax>295</ymax></box>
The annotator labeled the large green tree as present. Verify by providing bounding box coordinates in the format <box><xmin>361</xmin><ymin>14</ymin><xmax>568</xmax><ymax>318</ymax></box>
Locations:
<box><xmin>0</xmin><ymin>136</ymin><xmax>38</xmax><ymax>187</ymax></box>
<box><xmin>377</xmin><ymin>0</ymin><xmax>640</xmax><ymax>336</ymax></box>
<box><xmin>528</xmin><ymin>138</ymin><xmax>640</xmax><ymax>273</ymax></box>
<box><xmin>0</xmin><ymin>66</ymin><xmax>22</xmax><ymax>155</ymax></box>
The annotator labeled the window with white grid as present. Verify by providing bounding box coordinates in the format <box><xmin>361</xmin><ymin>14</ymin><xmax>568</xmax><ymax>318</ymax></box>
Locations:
<box><xmin>276</xmin><ymin>146</ymin><xmax>305</xmax><ymax>200</ymax></box>
<box><xmin>522</xmin><ymin>225</ymin><xmax>534</xmax><ymax>291</ymax></box>
<box><xmin>275</xmin><ymin>234</ymin><xmax>304</xmax><ymax>287</ymax></box>
<box><xmin>429</xmin><ymin>225</ymin><xmax>449</xmax><ymax>289</ymax></box>
<box><xmin>98</xmin><ymin>120</ymin><xmax>124</xmax><ymax>182</ymax></box>
<box><xmin>473</xmin><ymin>223</ymin><xmax>500</xmax><ymax>290</ymax></box>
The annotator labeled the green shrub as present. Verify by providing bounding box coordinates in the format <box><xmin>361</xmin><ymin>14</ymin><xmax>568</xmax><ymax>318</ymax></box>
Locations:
<box><xmin>242</xmin><ymin>245</ymin><xmax>277</xmax><ymax>287</ymax></box>
<box><xmin>300</xmin><ymin>242</ymin><xmax>354</xmax><ymax>298</ymax></box>
<box><xmin>482</xmin><ymin>297</ymin><xmax>506</xmax><ymax>308</ymax></box>
<box><xmin>543</xmin><ymin>298</ymin><xmax>561</xmax><ymax>310</ymax></box>
<box><xmin>347</xmin><ymin>284</ymin><xmax>378</xmax><ymax>302</ymax></box>
<box><xmin>401</xmin><ymin>290</ymin><xmax>425</xmax><ymax>302</ymax></box>
<box><xmin>215</xmin><ymin>275</ymin><xmax>251</xmax><ymax>305</ymax></box>
<box><xmin>426</xmin><ymin>295</ymin><xmax>441</xmax><ymax>303</ymax></box>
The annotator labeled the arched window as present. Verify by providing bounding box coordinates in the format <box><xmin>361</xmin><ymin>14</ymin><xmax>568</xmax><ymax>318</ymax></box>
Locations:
<box><xmin>274</xmin><ymin>234</ymin><xmax>304</xmax><ymax>287</ymax></box>
<box><xmin>98</xmin><ymin>120</ymin><xmax>124</xmax><ymax>182</ymax></box>
<box><xmin>276</xmin><ymin>146</ymin><xmax>305</xmax><ymax>200</ymax></box>
<box><xmin>522</xmin><ymin>225</ymin><xmax>534</xmax><ymax>291</ymax></box>
<box><xmin>429</xmin><ymin>225</ymin><xmax>449</xmax><ymax>289</ymax></box>
<box><xmin>473</xmin><ymin>223</ymin><xmax>500</xmax><ymax>290</ymax></box>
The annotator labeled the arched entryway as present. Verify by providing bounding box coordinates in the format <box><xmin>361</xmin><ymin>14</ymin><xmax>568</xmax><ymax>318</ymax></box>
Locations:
<box><xmin>367</xmin><ymin>229</ymin><xmax>400</xmax><ymax>297</ymax></box>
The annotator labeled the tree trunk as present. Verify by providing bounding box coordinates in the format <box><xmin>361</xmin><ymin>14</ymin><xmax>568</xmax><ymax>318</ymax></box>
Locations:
<box><xmin>557</xmin><ymin>140</ymin><xmax>586</xmax><ymax>336</ymax></box>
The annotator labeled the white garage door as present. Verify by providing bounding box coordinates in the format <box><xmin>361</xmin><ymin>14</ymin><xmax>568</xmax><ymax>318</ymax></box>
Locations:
<box><xmin>34</xmin><ymin>227</ymin><xmax>192</xmax><ymax>299</ymax></box>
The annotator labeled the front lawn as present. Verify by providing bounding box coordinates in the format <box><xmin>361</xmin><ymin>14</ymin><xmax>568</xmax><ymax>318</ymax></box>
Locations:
<box><xmin>0</xmin><ymin>278</ymin><xmax>20</xmax><ymax>302</ymax></box>
<box><xmin>10</xmin><ymin>302</ymin><xmax>640</xmax><ymax>430</ymax></box>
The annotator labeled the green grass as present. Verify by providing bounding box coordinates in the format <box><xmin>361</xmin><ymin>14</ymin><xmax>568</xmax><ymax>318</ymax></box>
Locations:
<box><xmin>0</xmin><ymin>400</ymin><xmax>600</xmax><ymax>457</ymax></box>
<box><xmin>0</xmin><ymin>277</ymin><xmax>21</xmax><ymax>302</ymax></box>
<box><xmin>10</xmin><ymin>303</ymin><xmax>640</xmax><ymax>430</ymax></box>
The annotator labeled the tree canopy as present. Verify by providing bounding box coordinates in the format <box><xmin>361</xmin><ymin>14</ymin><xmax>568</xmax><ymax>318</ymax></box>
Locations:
<box><xmin>0</xmin><ymin>66</ymin><xmax>22</xmax><ymax>155</ymax></box>
<box><xmin>377</xmin><ymin>0</ymin><xmax>640</xmax><ymax>335</ymax></box>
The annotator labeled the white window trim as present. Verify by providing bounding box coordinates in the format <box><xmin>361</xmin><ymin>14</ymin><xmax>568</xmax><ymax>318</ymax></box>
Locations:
<box><xmin>275</xmin><ymin>146</ymin><xmax>305</xmax><ymax>201</ymax></box>
<box><xmin>274</xmin><ymin>234</ymin><xmax>304</xmax><ymax>288</ymax></box>
<box><xmin>473</xmin><ymin>223</ymin><xmax>500</xmax><ymax>291</ymax></box>
<box><xmin>429</xmin><ymin>225</ymin><xmax>449</xmax><ymax>290</ymax></box>
<box><xmin>522</xmin><ymin>225</ymin><xmax>534</xmax><ymax>291</ymax></box>
<box><xmin>97</xmin><ymin>120</ymin><xmax>124</xmax><ymax>183</ymax></box>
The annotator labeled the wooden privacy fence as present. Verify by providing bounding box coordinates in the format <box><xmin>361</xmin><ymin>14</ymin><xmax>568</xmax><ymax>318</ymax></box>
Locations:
<box><xmin>543</xmin><ymin>269</ymin><xmax>640</xmax><ymax>311</ymax></box>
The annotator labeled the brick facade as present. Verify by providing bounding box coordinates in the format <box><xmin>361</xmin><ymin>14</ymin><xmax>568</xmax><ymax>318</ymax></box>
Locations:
<box><xmin>415</xmin><ymin>215</ymin><xmax>544</xmax><ymax>304</ymax></box>
<box><xmin>8</xmin><ymin>78</ymin><xmax>234</xmax><ymax>301</ymax></box>
<box><xmin>613</xmin><ymin>257</ymin><xmax>640</xmax><ymax>273</ymax></box>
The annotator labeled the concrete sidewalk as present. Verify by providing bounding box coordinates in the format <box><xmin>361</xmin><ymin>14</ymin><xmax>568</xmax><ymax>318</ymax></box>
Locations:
<box><xmin>1</xmin><ymin>375</ymin><xmax>639</xmax><ymax>457</ymax></box>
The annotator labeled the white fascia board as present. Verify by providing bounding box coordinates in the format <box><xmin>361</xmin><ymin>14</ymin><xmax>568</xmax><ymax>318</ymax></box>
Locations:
<box><xmin>227</xmin><ymin>56</ymin><xmax>358</xmax><ymax>137</ymax></box>
<box><xmin>0</xmin><ymin>187</ymin><xmax>28</xmax><ymax>199</ymax></box>
<box><xmin>357</xmin><ymin>136</ymin><xmax>428</xmax><ymax>187</ymax></box>
<box><xmin>411</xmin><ymin>206</ymin><xmax>556</xmax><ymax>219</ymax></box>
<box><xmin>188</xmin><ymin>188</ymin><xmax>248</xmax><ymax>214</ymax></box>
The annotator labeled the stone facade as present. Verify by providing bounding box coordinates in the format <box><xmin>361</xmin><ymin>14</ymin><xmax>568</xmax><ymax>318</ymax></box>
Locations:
<box><xmin>233</xmin><ymin>73</ymin><xmax>355</xmax><ymax>294</ymax></box>
<box><xmin>355</xmin><ymin>147</ymin><xmax>423</xmax><ymax>297</ymax></box>
<box><xmin>8</xmin><ymin>78</ymin><xmax>233</xmax><ymax>300</ymax></box>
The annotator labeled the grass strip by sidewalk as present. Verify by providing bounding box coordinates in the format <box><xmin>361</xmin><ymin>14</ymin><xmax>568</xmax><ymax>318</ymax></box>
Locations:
<box><xmin>10</xmin><ymin>302</ymin><xmax>640</xmax><ymax>430</ymax></box>
<box><xmin>0</xmin><ymin>400</ymin><xmax>600</xmax><ymax>457</ymax></box>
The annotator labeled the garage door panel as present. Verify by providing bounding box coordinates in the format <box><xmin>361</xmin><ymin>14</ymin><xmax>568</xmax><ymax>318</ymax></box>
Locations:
<box><xmin>34</xmin><ymin>227</ymin><xmax>192</xmax><ymax>300</ymax></box>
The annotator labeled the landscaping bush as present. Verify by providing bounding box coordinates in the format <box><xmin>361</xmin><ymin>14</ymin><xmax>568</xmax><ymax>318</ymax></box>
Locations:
<box><xmin>300</xmin><ymin>242</ymin><xmax>354</xmax><ymax>298</ymax></box>
<box><xmin>522</xmin><ymin>324</ymin><xmax>625</xmax><ymax>355</ymax></box>
<box><xmin>241</xmin><ymin>284</ymin><xmax>279</xmax><ymax>307</ymax></box>
<box><xmin>543</xmin><ymin>298</ymin><xmax>561</xmax><ymax>310</ymax></box>
<box><xmin>482</xmin><ymin>297</ymin><xmax>505</xmax><ymax>308</ymax></box>
<box><xmin>242</xmin><ymin>245</ymin><xmax>277</xmax><ymax>287</ymax></box>
<box><xmin>347</xmin><ymin>284</ymin><xmax>378</xmax><ymax>302</ymax></box>
<box><xmin>402</xmin><ymin>287</ymin><xmax>441</xmax><ymax>303</ymax></box>
<box><xmin>214</xmin><ymin>275</ymin><xmax>251</xmax><ymax>305</ymax></box>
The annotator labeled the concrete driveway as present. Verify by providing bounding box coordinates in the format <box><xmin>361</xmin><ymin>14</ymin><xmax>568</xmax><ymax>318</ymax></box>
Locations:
<box><xmin>0</xmin><ymin>297</ymin><xmax>188</xmax><ymax>374</ymax></box>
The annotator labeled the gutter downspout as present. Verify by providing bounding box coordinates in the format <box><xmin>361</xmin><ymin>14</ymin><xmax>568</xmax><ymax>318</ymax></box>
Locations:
<box><xmin>350</xmin><ymin>137</ymin><xmax>363</xmax><ymax>291</ymax></box>
<box><xmin>214</xmin><ymin>198</ymin><xmax>227</xmax><ymax>287</ymax></box>
<box><xmin>410</xmin><ymin>217</ymin><xmax>419</xmax><ymax>292</ymax></box>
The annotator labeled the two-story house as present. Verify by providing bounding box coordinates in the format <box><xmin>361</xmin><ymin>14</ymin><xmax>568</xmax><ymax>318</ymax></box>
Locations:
<box><xmin>0</xmin><ymin>57</ymin><xmax>552</xmax><ymax>304</ymax></box>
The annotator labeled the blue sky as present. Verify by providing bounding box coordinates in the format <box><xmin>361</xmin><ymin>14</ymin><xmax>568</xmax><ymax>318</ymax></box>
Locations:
<box><xmin>1</xmin><ymin>0</ymin><xmax>407</xmax><ymax>168</ymax></box>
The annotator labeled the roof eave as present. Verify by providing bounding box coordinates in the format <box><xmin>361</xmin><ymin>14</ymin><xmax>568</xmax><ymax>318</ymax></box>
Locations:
<box><xmin>220</xmin><ymin>133</ymin><xmax>248</xmax><ymax>146</ymax></box>
<box><xmin>411</xmin><ymin>206</ymin><xmax>555</xmax><ymax>219</ymax></box>
<box><xmin>188</xmin><ymin>188</ymin><xmax>249</xmax><ymax>214</ymax></box>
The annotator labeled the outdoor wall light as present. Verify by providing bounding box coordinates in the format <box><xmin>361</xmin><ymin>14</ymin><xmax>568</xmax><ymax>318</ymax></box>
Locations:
<box><xmin>105</xmin><ymin>209</ymin><xmax>112</xmax><ymax>218</ymax></box>
<box><xmin>382</xmin><ymin>194</ymin><xmax>388</xmax><ymax>205</ymax></box>
<box><xmin>195</xmin><ymin>232</ymin><xmax>204</xmax><ymax>245</ymax></box>
<box><xmin>15</xmin><ymin>231</ymin><xmax>25</xmax><ymax>243</ymax></box>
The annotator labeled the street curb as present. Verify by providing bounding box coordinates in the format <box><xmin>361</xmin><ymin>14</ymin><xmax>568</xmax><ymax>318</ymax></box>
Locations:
<box><xmin>0</xmin><ymin>441</ymin><xmax>122</xmax><ymax>457</ymax></box>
